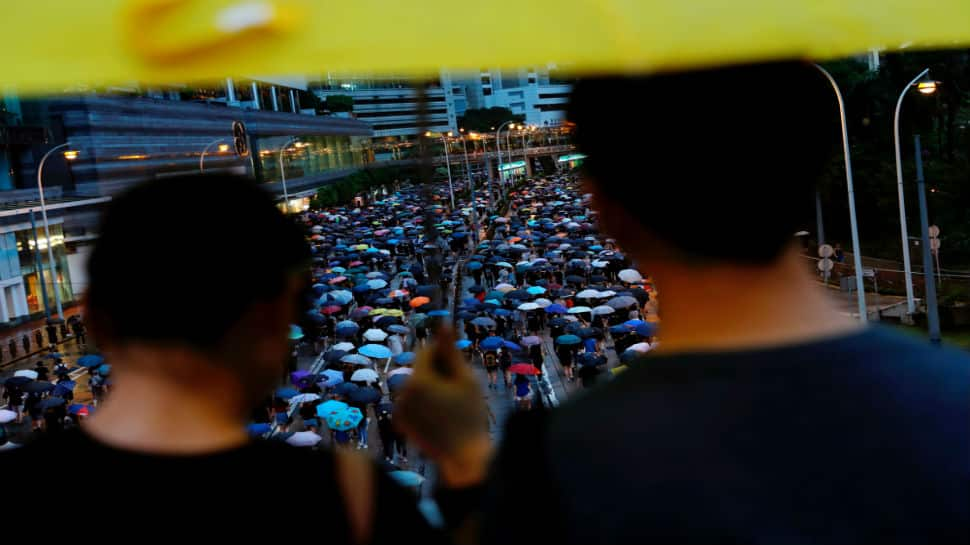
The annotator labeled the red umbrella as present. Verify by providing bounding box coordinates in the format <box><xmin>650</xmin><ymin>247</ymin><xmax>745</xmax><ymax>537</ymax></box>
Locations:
<box><xmin>320</xmin><ymin>305</ymin><xmax>343</xmax><ymax>315</ymax></box>
<box><xmin>328</xmin><ymin>276</ymin><xmax>348</xmax><ymax>285</ymax></box>
<box><xmin>509</xmin><ymin>363</ymin><xmax>540</xmax><ymax>376</ymax></box>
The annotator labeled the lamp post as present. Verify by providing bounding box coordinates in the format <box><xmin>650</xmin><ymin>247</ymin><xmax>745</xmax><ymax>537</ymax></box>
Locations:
<box><xmin>814</xmin><ymin>64</ymin><xmax>868</xmax><ymax>322</ymax></box>
<box><xmin>893</xmin><ymin>68</ymin><xmax>936</xmax><ymax>315</ymax></box>
<box><xmin>495</xmin><ymin>120</ymin><xmax>516</xmax><ymax>185</ymax></box>
<box><xmin>278</xmin><ymin>136</ymin><xmax>300</xmax><ymax>213</ymax></box>
<box><xmin>36</xmin><ymin>143</ymin><xmax>78</xmax><ymax>319</ymax></box>
<box><xmin>429</xmin><ymin>131</ymin><xmax>456</xmax><ymax>209</ymax></box>
<box><xmin>458</xmin><ymin>131</ymin><xmax>479</xmax><ymax>245</ymax></box>
<box><xmin>199</xmin><ymin>138</ymin><xmax>231</xmax><ymax>172</ymax></box>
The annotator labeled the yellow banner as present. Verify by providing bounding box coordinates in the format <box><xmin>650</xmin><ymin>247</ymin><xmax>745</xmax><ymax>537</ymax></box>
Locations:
<box><xmin>5</xmin><ymin>0</ymin><xmax>970</xmax><ymax>92</ymax></box>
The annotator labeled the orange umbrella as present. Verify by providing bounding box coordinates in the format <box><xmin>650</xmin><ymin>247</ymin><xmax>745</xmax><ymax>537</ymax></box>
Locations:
<box><xmin>409</xmin><ymin>296</ymin><xmax>431</xmax><ymax>308</ymax></box>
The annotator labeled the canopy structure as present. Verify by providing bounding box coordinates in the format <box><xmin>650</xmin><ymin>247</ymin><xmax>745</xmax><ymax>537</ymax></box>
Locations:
<box><xmin>3</xmin><ymin>0</ymin><xmax>970</xmax><ymax>92</ymax></box>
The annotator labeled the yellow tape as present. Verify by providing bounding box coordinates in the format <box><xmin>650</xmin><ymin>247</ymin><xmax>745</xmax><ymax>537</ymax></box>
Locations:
<box><xmin>2</xmin><ymin>0</ymin><xmax>970</xmax><ymax>93</ymax></box>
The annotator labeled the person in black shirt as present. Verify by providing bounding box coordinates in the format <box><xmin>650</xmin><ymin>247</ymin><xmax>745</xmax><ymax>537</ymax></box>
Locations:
<box><xmin>396</xmin><ymin>62</ymin><xmax>970</xmax><ymax>544</ymax></box>
<box><xmin>3</xmin><ymin>175</ymin><xmax>441</xmax><ymax>544</ymax></box>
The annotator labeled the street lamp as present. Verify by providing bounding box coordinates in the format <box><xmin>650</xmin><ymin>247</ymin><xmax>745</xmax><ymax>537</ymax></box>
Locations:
<box><xmin>814</xmin><ymin>64</ymin><xmax>867</xmax><ymax>322</ymax></box>
<box><xmin>279</xmin><ymin>136</ymin><xmax>301</xmax><ymax>213</ymax></box>
<box><xmin>893</xmin><ymin>68</ymin><xmax>938</xmax><ymax>314</ymax></box>
<box><xmin>199</xmin><ymin>137</ymin><xmax>231</xmax><ymax>172</ymax></box>
<box><xmin>457</xmin><ymin>132</ymin><xmax>479</xmax><ymax>244</ymax></box>
<box><xmin>36</xmin><ymin>143</ymin><xmax>78</xmax><ymax>319</ymax></box>
<box><xmin>495</xmin><ymin>120</ymin><xmax>516</xmax><ymax>181</ymax></box>
<box><xmin>427</xmin><ymin>131</ymin><xmax>456</xmax><ymax>209</ymax></box>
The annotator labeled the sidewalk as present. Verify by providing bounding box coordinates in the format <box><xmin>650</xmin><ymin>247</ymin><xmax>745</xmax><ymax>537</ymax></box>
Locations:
<box><xmin>0</xmin><ymin>306</ymin><xmax>83</xmax><ymax>369</ymax></box>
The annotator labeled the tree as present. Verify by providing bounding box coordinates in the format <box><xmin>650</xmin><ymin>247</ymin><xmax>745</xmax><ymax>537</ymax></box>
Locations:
<box><xmin>458</xmin><ymin>107</ymin><xmax>524</xmax><ymax>132</ymax></box>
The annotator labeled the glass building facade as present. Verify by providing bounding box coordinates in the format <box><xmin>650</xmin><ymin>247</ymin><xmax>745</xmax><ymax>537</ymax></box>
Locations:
<box><xmin>14</xmin><ymin>223</ymin><xmax>73</xmax><ymax>315</ymax></box>
<box><xmin>255</xmin><ymin>135</ymin><xmax>374</xmax><ymax>184</ymax></box>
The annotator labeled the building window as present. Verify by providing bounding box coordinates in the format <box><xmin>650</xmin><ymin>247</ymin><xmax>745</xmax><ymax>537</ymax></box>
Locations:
<box><xmin>538</xmin><ymin>92</ymin><xmax>572</xmax><ymax>99</ymax></box>
<box><xmin>483</xmin><ymin>88</ymin><xmax>492</xmax><ymax>96</ymax></box>
<box><xmin>528</xmin><ymin>77</ymin><xmax>537</xmax><ymax>84</ymax></box>
<box><xmin>535</xmin><ymin>104</ymin><xmax>568</xmax><ymax>112</ymax></box>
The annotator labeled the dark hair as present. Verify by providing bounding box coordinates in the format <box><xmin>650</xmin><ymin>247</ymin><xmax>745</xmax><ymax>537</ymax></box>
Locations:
<box><xmin>568</xmin><ymin>61</ymin><xmax>836</xmax><ymax>263</ymax></box>
<box><xmin>86</xmin><ymin>174</ymin><xmax>309</xmax><ymax>350</ymax></box>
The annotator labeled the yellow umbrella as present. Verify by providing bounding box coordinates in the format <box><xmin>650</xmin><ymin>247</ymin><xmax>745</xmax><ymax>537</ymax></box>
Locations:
<box><xmin>4</xmin><ymin>0</ymin><xmax>970</xmax><ymax>91</ymax></box>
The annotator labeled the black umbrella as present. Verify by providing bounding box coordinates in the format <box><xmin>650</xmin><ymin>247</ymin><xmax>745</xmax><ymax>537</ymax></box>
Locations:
<box><xmin>577</xmin><ymin>327</ymin><xmax>602</xmax><ymax>339</ymax></box>
<box><xmin>23</xmin><ymin>381</ymin><xmax>55</xmax><ymax>394</ymax></box>
<box><xmin>348</xmin><ymin>387</ymin><xmax>381</xmax><ymax>405</ymax></box>
<box><xmin>549</xmin><ymin>317</ymin><xmax>569</xmax><ymax>328</ymax></box>
<box><xmin>468</xmin><ymin>284</ymin><xmax>485</xmax><ymax>294</ymax></box>
<box><xmin>39</xmin><ymin>396</ymin><xmax>66</xmax><ymax>409</ymax></box>
<box><xmin>505</xmin><ymin>290</ymin><xmax>530</xmax><ymax>300</ymax></box>
<box><xmin>2</xmin><ymin>375</ymin><xmax>32</xmax><ymax>387</ymax></box>
<box><xmin>565</xmin><ymin>275</ymin><xmax>586</xmax><ymax>286</ymax></box>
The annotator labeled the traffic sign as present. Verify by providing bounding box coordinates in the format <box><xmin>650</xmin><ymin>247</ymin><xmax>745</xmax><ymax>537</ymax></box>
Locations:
<box><xmin>929</xmin><ymin>225</ymin><xmax>940</xmax><ymax>238</ymax></box>
<box><xmin>818</xmin><ymin>244</ymin><xmax>834</xmax><ymax>258</ymax></box>
<box><xmin>818</xmin><ymin>258</ymin><xmax>834</xmax><ymax>272</ymax></box>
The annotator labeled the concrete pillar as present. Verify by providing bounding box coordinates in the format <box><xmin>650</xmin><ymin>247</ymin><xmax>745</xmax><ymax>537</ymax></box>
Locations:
<box><xmin>226</xmin><ymin>78</ymin><xmax>236</xmax><ymax>102</ymax></box>
<box><xmin>251</xmin><ymin>82</ymin><xmax>261</xmax><ymax>110</ymax></box>
<box><xmin>0</xmin><ymin>287</ymin><xmax>9</xmax><ymax>323</ymax></box>
<box><xmin>270</xmin><ymin>86</ymin><xmax>280</xmax><ymax>112</ymax></box>
<box><xmin>13</xmin><ymin>282</ymin><xmax>27</xmax><ymax>317</ymax></box>
<box><xmin>289</xmin><ymin>90</ymin><xmax>298</xmax><ymax>113</ymax></box>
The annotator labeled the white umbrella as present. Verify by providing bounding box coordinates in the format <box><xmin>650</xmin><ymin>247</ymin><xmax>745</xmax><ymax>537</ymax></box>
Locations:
<box><xmin>591</xmin><ymin>260</ymin><xmax>609</xmax><ymax>268</ymax></box>
<box><xmin>568</xmin><ymin>306</ymin><xmax>593</xmax><ymax>314</ymax></box>
<box><xmin>592</xmin><ymin>305</ymin><xmax>615</xmax><ymax>316</ymax></box>
<box><xmin>576</xmin><ymin>290</ymin><xmax>601</xmax><ymax>299</ymax></box>
<box><xmin>363</xmin><ymin>328</ymin><xmax>388</xmax><ymax>342</ymax></box>
<box><xmin>290</xmin><ymin>393</ymin><xmax>321</xmax><ymax>405</ymax></box>
<box><xmin>629</xmin><ymin>342</ymin><xmax>653</xmax><ymax>353</ymax></box>
<box><xmin>311</xmin><ymin>225</ymin><xmax>324</xmax><ymax>234</ymax></box>
<box><xmin>494</xmin><ymin>283</ymin><xmax>516</xmax><ymax>293</ymax></box>
<box><xmin>598</xmin><ymin>290</ymin><xmax>617</xmax><ymax>298</ymax></box>
<box><xmin>285</xmin><ymin>431</ymin><xmax>323</xmax><ymax>447</ymax></box>
<box><xmin>533</xmin><ymin>298</ymin><xmax>553</xmax><ymax>308</ymax></box>
<box><xmin>350</xmin><ymin>369</ymin><xmax>380</xmax><ymax>383</ymax></box>
<box><xmin>495</xmin><ymin>262</ymin><xmax>513</xmax><ymax>269</ymax></box>
<box><xmin>618</xmin><ymin>269</ymin><xmax>643</xmax><ymax>283</ymax></box>
<box><xmin>0</xmin><ymin>409</ymin><xmax>17</xmax><ymax>424</ymax></box>
<box><xmin>367</xmin><ymin>279</ymin><xmax>388</xmax><ymax>290</ymax></box>
<box><xmin>333</xmin><ymin>342</ymin><xmax>356</xmax><ymax>352</ymax></box>
<box><xmin>366</xmin><ymin>271</ymin><xmax>385</xmax><ymax>279</ymax></box>
<box><xmin>388</xmin><ymin>367</ymin><xmax>414</xmax><ymax>378</ymax></box>
<box><xmin>517</xmin><ymin>302</ymin><xmax>540</xmax><ymax>311</ymax></box>
<box><xmin>14</xmin><ymin>369</ymin><xmax>38</xmax><ymax>380</ymax></box>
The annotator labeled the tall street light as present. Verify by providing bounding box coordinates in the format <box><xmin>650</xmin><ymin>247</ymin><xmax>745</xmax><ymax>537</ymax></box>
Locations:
<box><xmin>37</xmin><ymin>142</ymin><xmax>78</xmax><ymax>319</ymax></box>
<box><xmin>893</xmin><ymin>68</ymin><xmax>937</xmax><ymax>315</ymax></box>
<box><xmin>458</xmin><ymin>129</ymin><xmax>479</xmax><ymax>245</ymax></box>
<box><xmin>200</xmin><ymin>138</ymin><xmax>231</xmax><ymax>172</ymax></box>
<box><xmin>814</xmin><ymin>64</ymin><xmax>868</xmax><ymax>322</ymax></box>
<box><xmin>495</xmin><ymin>120</ymin><xmax>516</xmax><ymax>184</ymax></box>
<box><xmin>278</xmin><ymin>136</ymin><xmax>301</xmax><ymax>213</ymax></box>
<box><xmin>428</xmin><ymin>131</ymin><xmax>456</xmax><ymax>209</ymax></box>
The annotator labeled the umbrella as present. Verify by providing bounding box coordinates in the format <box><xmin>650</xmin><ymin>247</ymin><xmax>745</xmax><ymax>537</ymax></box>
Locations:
<box><xmin>247</xmin><ymin>423</ymin><xmax>272</xmax><ymax>437</ymax></box>
<box><xmin>480</xmin><ymin>337</ymin><xmax>505</xmax><ymax>351</ymax></box>
<box><xmin>325</xmin><ymin>350</ymin><xmax>349</xmax><ymax>364</ymax></box>
<box><xmin>98</xmin><ymin>364</ymin><xmax>112</xmax><ymax>376</ymax></box>
<box><xmin>607</xmin><ymin>296</ymin><xmax>638</xmax><ymax>309</ymax></box>
<box><xmin>341</xmin><ymin>354</ymin><xmax>373</xmax><ymax>366</ymax></box>
<box><xmin>0</xmin><ymin>409</ymin><xmax>17</xmax><ymax>424</ymax></box>
<box><xmin>427</xmin><ymin>310</ymin><xmax>451</xmax><ymax>317</ymax></box>
<box><xmin>321</xmin><ymin>305</ymin><xmax>343</xmax><ymax>315</ymax></box>
<box><xmin>625</xmin><ymin>319</ymin><xmax>647</xmax><ymax>327</ymax></box>
<box><xmin>576</xmin><ymin>289</ymin><xmax>601</xmax><ymax>299</ymax></box>
<box><xmin>456</xmin><ymin>339</ymin><xmax>473</xmax><ymax>350</ymax></box>
<box><xmin>291</xmin><ymin>370</ymin><xmax>312</xmax><ymax>385</ymax></box>
<box><xmin>289</xmin><ymin>325</ymin><xmax>305</xmax><ymax>340</ymax></box>
<box><xmin>517</xmin><ymin>302</ymin><xmax>540</xmax><ymax>311</ymax></box>
<box><xmin>334</xmin><ymin>382</ymin><xmax>360</xmax><ymax>397</ymax></box>
<box><xmin>67</xmin><ymin>404</ymin><xmax>95</xmax><ymax>416</ymax></box>
<box><xmin>319</xmin><ymin>369</ymin><xmax>345</xmax><ymax>388</ymax></box>
<box><xmin>387</xmin><ymin>373</ymin><xmax>410</xmax><ymax>392</ymax></box>
<box><xmin>526</xmin><ymin>286</ymin><xmax>547</xmax><ymax>295</ymax></box>
<box><xmin>350</xmin><ymin>368</ymin><xmax>380</xmax><ymax>383</ymax></box>
<box><xmin>388</xmin><ymin>471</ymin><xmax>425</xmax><ymax>488</ymax></box>
<box><xmin>592</xmin><ymin>305</ymin><xmax>615</xmax><ymax>316</ymax></box>
<box><xmin>367</xmin><ymin>279</ymin><xmax>388</xmax><ymax>290</ymax></box>
<box><xmin>275</xmin><ymin>387</ymin><xmax>299</xmax><ymax>399</ymax></box>
<box><xmin>2</xmin><ymin>376</ymin><xmax>31</xmax><ymax>387</ymax></box>
<box><xmin>520</xmin><ymin>336</ymin><xmax>542</xmax><ymax>347</ymax></box>
<box><xmin>333</xmin><ymin>341</ymin><xmax>356</xmax><ymax>352</ymax></box>
<box><xmin>348</xmin><ymin>387</ymin><xmax>382</xmax><ymax>405</ymax></box>
<box><xmin>556</xmin><ymin>334</ymin><xmax>582</xmax><ymax>345</ymax></box>
<box><xmin>393</xmin><ymin>352</ymin><xmax>416</xmax><ymax>365</ymax></box>
<box><xmin>509</xmin><ymin>363</ymin><xmax>540</xmax><ymax>376</ymax></box>
<box><xmin>494</xmin><ymin>283</ymin><xmax>515</xmax><ymax>292</ymax></box>
<box><xmin>618</xmin><ymin>269</ymin><xmax>643</xmax><ymax>283</ymax></box>
<box><xmin>636</xmin><ymin>323</ymin><xmax>658</xmax><ymax>337</ymax></box>
<box><xmin>533</xmin><ymin>298</ymin><xmax>553</xmax><ymax>308</ymax></box>
<box><xmin>466</xmin><ymin>261</ymin><xmax>483</xmax><ymax>271</ymax></box>
<box><xmin>358</xmin><ymin>344</ymin><xmax>393</xmax><ymax>359</ymax></box>
<box><xmin>14</xmin><ymin>369</ymin><xmax>38</xmax><ymax>380</ymax></box>
<box><xmin>286</xmin><ymin>431</ymin><xmax>323</xmax><ymax>447</ymax></box>
<box><xmin>577</xmin><ymin>327</ymin><xmax>602</xmax><ymax>339</ymax></box>
<box><xmin>629</xmin><ymin>342</ymin><xmax>653</xmax><ymax>353</ymax></box>
<box><xmin>567</xmin><ymin>306</ymin><xmax>593</xmax><ymax>315</ymax></box>
<box><xmin>77</xmin><ymin>354</ymin><xmax>105</xmax><ymax>368</ymax></box>
<box><xmin>471</xmin><ymin>317</ymin><xmax>496</xmax><ymax>327</ymax></box>
<box><xmin>43</xmin><ymin>353</ymin><xmax>64</xmax><ymax>360</ymax></box>
<box><xmin>290</xmin><ymin>393</ymin><xmax>321</xmax><ymax>405</ymax></box>
<box><xmin>386</xmin><ymin>324</ymin><xmax>410</xmax><ymax>334</ymax></box>
<box><xmin>546</xmin><ymin>304</ymin><xmax>568</xmax><ymax>314</ymax></box>
<box><xmin>363</xmin><ymin>328</ymin><xmax>389</xmax><ymax>342</ymax></box>
<box><xmin>23</xmin><ymin>381</ymin><xmax>55</xmax><ymax>394</ymax></box>
<box><xmin>467</xmin><ymin>284</ymin><xmax>485</xmax><ymax>294</ymax></box>
<box><xmin>38</xmin><ymin>396</ymin><xmax>66</xmax><ymax>410</ymax></box>
<box><xmin>610</xmin><ymin>324</ymin><xmax>633</xmax><ymax>335</ymax></box>
<box><xmin>316</xmin><ymin>399</ymin><xmax>349</xmax><ymax>417</ymax></box>
<box><xmin>410</xmin><ymin>296</ymin><xmax>431</xmax><ymax>308</ymax></box>
<box><xmin>329</xmin><ymin>290</ymin><xmax>354</xmax><ymax>305</ymax></box>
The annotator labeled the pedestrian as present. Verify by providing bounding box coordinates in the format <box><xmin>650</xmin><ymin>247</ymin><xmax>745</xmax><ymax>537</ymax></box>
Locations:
<box><xmin>556</xmin><ymin>343</ymin><xmax>574</xmax><ymax>381</ymax></box>
<box><xmin>8</xmin><ymin>338</ymin><xmax>16</xmax><ymax>359</ymax></box>
<box><xmin>498</xmin><ymin>348</ymin><xmax>512</xmax><ymax>388</ymax></box>
<box><xmin>45</xmin><ymin>323</ymin><xmax>58</xmax><ymax>347</ymax></box>
<box><xmin>33</xmin><ymin>330</ymin><xmax>43</xmax><ymax>352</ymax></box>
<box><xmin>512</xmin><ymin>374</ymin><xmax>532</xmax><ymax>410</ymax></box>
<box><xmin>529</xmin><ymin>344</ymin><xmax>544</xmax><ymax>377</ymax></box>
<box><xmin>482</xmin><ymin>350</ymin><xmax>499</xmax><ymax>389</ymax></box>
<box><xmin>33</xmin><ymin>361</ymin><xmax>49</xmax><ymax>382</ymax></box>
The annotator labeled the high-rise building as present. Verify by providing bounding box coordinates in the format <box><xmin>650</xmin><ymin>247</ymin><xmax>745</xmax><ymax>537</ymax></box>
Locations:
<box><xmin>454</xmin><ymin>65</ymin><xmax>572</xmax><ymax>127</ymax></box>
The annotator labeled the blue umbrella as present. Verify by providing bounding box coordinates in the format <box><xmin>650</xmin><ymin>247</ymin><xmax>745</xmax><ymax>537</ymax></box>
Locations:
<box><xmin>316</xmin><ymin>399</ymin><xmax>349</xmax><ymax>418</ymax></box>
<box><xmin>610</xmin><ymin>324</ymin><xmax>633</xmax><ymax>335</ymax></box>
<box><xmin>327</xmin><ymin>407</ymin><xmax>364</xmax><ymax>431</ymax></box>
<box><xmin>387</xmin><ymin>373</ymin><xmax>410</xmax><ymax>392</ymax></box>
<box><xmin>320</xmin><ymin>369</ymin><xmax>344</xmax><ymax>387</ymax></box>
<box><xmin>527</xmin><ymin>286</ymin><xmax>546</xmax><ymax>295</ymax></box>
<box><xmin>288</xmin><ymin>325</ymin><xmax>305</xmax><ymax>340</ymax></box>
<box><xmin>466</xmin><ymin>261</ymin><xmax>483</xmax><ymax>271</ymax></box>
<box><xmin>67</xmin><ymin>403</ymin><xmax>95</xmax><ymax>415</ymax></box>
<box><xmin>556</xmin><ymin>334</ymin><xmax>582</xmax><ymax>346</ymax></box>
<box><xmin>349</xmin><ymin>387</ymin><xmax>382</xmax><ymax>405</ymax></box>
<box><xmin>43</xmin><ymin>353</ymin><xmax>64</xmax><ymax>360</ymax></box>
<box><xmin>624</xmin><ymin>319</ymin><xmax>646</xmax><ymax>327</ymax></box>
<box><xmin>341</xmin><ymin>354</ymin><xmax>373</xmax><ymax>366</ymax></box>
<box><xmin>545</xmin><ymin>304</ymin><xmax>568</xmax><ymax>314</ymax></box>
<box><xmin>334</xmin><ymin>382</ymin><xmax>360</xmax><ymax>397</ymax></box>
<box><xmin>493</xmin><ymin>308</ymin><xmax>512</xmax><ymax>317</ymax></box>
<box><xmin>97</xmin><ymin>364</ymin><xmax>112</xmax><ymax>376</ymax></box>
<box><xmin>393</xmin><ymin>352</ymin><xmax>416</xmax><ymax>365</ymax></box>
<box><xmin>39</xmin><ymin>397</ymin><xmax>66</xmax><ymax>409</ymax></box>
<box><xmin>427</xmin><ymin>310</ymin><xmax>450</xmax><ymax>317</ymax></box>
<box><xmin>359</xmin><ymin>344</ymin><xmax>393</xmax><ymax>359</ymax></box>
<box><xmin>456</xmin><ymin>340</ymin><xmax>473</xmax><ymax>350</ymax></box>
<box><xmin>387</xmin><ymin>324</ymin><xmax>410</xmax><ymax>334</ymax></box>
<box><xmin>480</xmin><ymin>337</ymin><xmax>505</xmax><ymax>351</ymax></box>
<box><xmin>77</xmin><ymin>354</ymin><xmax>105</xmax><ymax>368</ymax></box>
<box><xmin>388</xmin><ymin>470</ymin><xmax>425</xmax><ymax>488</ymax></box>
<box><xmin>247</xmin><ymin>423</ymin><xmax>272</xmax><ymax>436</ymax></box>
<box><xmin>636</xmin><ymin>323</ymin><xmax>658</xmax><ymax>337</ymax></box>
<box><xmin>504</xmin><ymin>341</ymin><xmax>525</xmax><ymax>352</ymax></box>
<box><xmin>276</xmin><ymin>387</ymin><xmax>299</xmax><ymax>400</ymax></box>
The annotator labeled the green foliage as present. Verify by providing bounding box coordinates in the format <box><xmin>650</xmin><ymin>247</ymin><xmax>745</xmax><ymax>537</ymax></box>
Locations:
<box><xmin>325</xmin><ymin>94</ymin><xmax>354</xmax><ymax>113</ymax></box>
<box><xmin>459</xmin><ymin>107</ymin><xmax>525</xmax><ymax>132</ymax></box>
<box><xmin>939</xmin><ymin>283</ymin><xmax>970</xmax><ymax>307</ymax></box>
<box><xmin>313</xmin><ymin>166</ymin><xmax>420</xmax><ymax>208</ymax></box>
